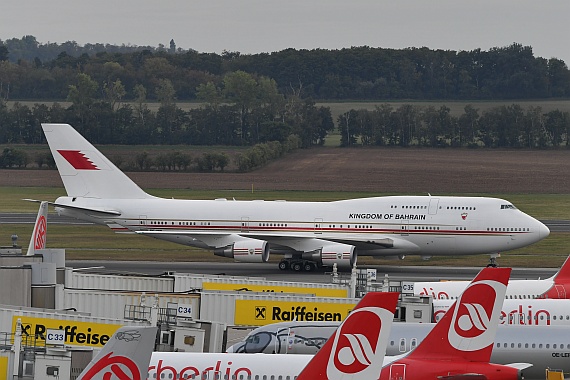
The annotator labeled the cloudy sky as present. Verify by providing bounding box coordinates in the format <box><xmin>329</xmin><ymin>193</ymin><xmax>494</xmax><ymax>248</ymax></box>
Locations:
<box><xmin>2</xmin><ymin>0</ymin><xmax>569</xmax><ymax>63</ymax></box>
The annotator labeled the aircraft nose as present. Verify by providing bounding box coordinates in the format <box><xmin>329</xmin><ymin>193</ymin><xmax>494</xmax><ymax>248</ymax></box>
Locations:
<box><xmin>538</xmin><ymin>221</ymin><xmax>550</xmax><ymax>239</ymax></box>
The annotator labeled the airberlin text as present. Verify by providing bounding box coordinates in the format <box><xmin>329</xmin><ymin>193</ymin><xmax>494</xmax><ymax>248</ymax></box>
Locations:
<box><xmin>150</xmin><ymin>360</ymin><xmax>251</xmax><ymax>379</ymax></box>
<box><xmin>349</xmin><ymin>213</ymin><xmax>426</xmax><ymax>221</ymax></box>
<box><xmin>272</xmin><ymin>306</ymin><xmax>342</xmax><ymax>322</ymax></box>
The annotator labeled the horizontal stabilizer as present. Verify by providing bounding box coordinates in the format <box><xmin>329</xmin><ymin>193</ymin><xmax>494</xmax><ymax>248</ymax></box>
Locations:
<box><xmin>24</xmin><ymin>198</ymin><xmax>121</xmax><ymax>215</ymax></box>
<box><xmin>54</xmin><ymin>202</ymin><xmax>121</xmax><ymax>216</ymax></box>
<box><xmin>504</xmin><ymin>363</ymin><xmax>533</xmax><ymax>370</ymax></box>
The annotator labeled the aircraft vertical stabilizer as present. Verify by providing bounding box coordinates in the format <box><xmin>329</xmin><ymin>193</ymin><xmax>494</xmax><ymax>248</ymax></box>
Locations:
<box><xmin>42</xmin><ymin>123</ymin><xmax>152</xmax><ymax>199</ymax></box>
<box><xmin>77</xmin><ymin>326</ymin><xmax>157</xmax><ymax>380</ymax></box>
<box><xmin>26</xmin><ymin>201</ymin><xmax>48</xmax><ymax>255</ymax></box>
<box><xmin>297</xmin><ymin>292</ymin><xmax>399</xmax><ymax>380</ymax></box>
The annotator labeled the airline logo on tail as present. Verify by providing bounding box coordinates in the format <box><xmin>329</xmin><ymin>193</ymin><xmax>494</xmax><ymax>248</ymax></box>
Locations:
<box><xmin>448</xmin><ymin>279</ymin><xmax>505</xmax><ymax>351</ymax></box>
<box><xmin>33</xmin><ymin>214</ymin><xmax>46</xmax><ymax>250</ymax></box>
<box><xmin>79</xmin><ymin>329</ymin><xmax>147</xmax><ymax>380</ymax></box>
<box><xmin>80</xmin><ymin>352</ymin><xmax>141</xmax><ymax>380</ymax></box>
<box><xmin>327</xmin><ymin>305</ymin><xmax>392</xmax><ymax>378</ymax></box>
<box><xmin>27</xmin><ymin>201</ymin><xmax>48</xmax><ymax>256</ymax></box>
<box><xmin>57</xmin><ymin>150</ymin><xmax>100</xmax><ymax>170</ymax></box>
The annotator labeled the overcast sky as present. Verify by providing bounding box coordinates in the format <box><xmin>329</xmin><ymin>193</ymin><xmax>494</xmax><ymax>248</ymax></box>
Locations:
<box><xmin>1</xmin><ymin>0</ymin><xmax>569</xmax><ymax>64</ymax></box>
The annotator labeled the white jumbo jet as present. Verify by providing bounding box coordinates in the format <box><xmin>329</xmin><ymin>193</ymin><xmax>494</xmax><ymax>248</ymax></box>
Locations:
<box><xmin>415</xmin><ymin>255</ymin><xmax>570</xmax><ymax>300</ymax></box>
<box><xmin>40</xmin><ymin>123</ymin><xmax>549</xmax><ymax>270</ymax></box>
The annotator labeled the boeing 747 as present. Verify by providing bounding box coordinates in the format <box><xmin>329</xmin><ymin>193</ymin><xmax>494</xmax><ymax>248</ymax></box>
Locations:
<box><xmin>39</xmin><ymin>123</ymin><xmax>549</xmax><ymax>270</ymax></box>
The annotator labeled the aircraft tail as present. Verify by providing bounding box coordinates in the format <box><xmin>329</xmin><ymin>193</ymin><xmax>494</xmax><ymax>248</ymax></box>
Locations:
<box><xmin>553</xmin><ymin>255</ymin><xmax>570</xmax><ymax>284</ymax></box>
<box><xmin>41</xmin><ymin>123</ymin><xmax>152</xmax><ymax>199</ymax></box>
<box><xmin>26</xmin><ymin>201</ymin><xmax>48</xmax><ymax>256</ymax></box>
<box><xmin>77</xmin><ymin>326</ymin><xmax>157</xmax><ymax>380</ymax></box>
<box><xmin>297</xmin><ymin>292</ymin><xmax>399</xmax><ymax>380</ymax></box>
<box><xmin>407</xmin><ymin>267</ymin><xmax>510</xmax><ymax>363</ymax></box>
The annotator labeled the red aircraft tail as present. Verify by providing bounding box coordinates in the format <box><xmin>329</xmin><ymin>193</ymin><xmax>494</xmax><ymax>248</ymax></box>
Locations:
<box><xmin>297</xmin><ymin>292</ymin><xmax>399</xmax><ymax>380</ymax></box>
<box><xmin>408</xmin><ymin>267</ymin><xmax>510</xmax><ymax>363</ymax></box>
<box><xmin>553</xmin><ymin>255</ymin><xmax>570</xmax><ymax>284</ymax></box>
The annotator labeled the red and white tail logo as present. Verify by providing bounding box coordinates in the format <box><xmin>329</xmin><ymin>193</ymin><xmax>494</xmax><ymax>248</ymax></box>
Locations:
<box><xmin>77</xmin><ymin>327</ymin><xmax>156</xmax><ymax>380</ymax></box>
<box><xmin>408</xmin><ymin>267</ymin><xmax>510</xmax><ymax>362</ymax></box>
<box><xmin>448</xmin><ymin>278</ymin><xmax>505</xmax><ymax>351</ymax></box>
<box><xmin>327</xmin><ymin>305</ymin><xmax>392</xmax><ymax>378</ymax></box>
<box><xmin>33</xmin><ymin>214</ymin><xmax>47</xmax><ymax>250</ymax></box>
<box><xmin>27</xmin><ymin>201</ymin><xmax>48</xmax><ymax>256</ymax></box>
<box><xmin>80</xmin><ymin>352</ymin><xmax>141</xmax><ymax>380</ymax></box>
<box><xmin>298</xmin><ymin>292</ymin><xmax>398</xmax><ymax>380</ymax></box>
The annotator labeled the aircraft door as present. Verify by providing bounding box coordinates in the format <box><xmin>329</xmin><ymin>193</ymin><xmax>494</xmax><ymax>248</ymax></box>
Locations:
<box><xmin>314</xmin><ymin>218</ymin><xmax>323</xmax><ymax>234</ymax></box>
<box><xmin>428</xmin><ymin>198</ymin><xmax>440</xmax><ymax>215</ymax></box>
<box><xmin>139</xmin><ymin>215</ymin><xmax>147</xmax><ymax>227</ymax></box>
<box><xmin>390</xmin><ymin>364</ymin><xmax>406</xmax><ymax>380</ymax></box>
<box><xmin>241</xmin><ymin>217</ymin><xmax>249</xmax><ymax>232</ymax></box>
<box><xmin>554</xmin><ymin>284</ymin><xmax>566</xmax><ymax>298</ymax></box>
<box><xmin>401</xmin><ymin>219</ymin><xmax>409</xmax><ymax>236</ymax></box>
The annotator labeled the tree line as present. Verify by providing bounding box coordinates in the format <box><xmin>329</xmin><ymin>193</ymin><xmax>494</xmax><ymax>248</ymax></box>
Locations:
<box><xmin>0</xmin><ymin>69</ymin><xmax>333</xmax><ymax>148</ymax></box>
<box><xmin>339</xmin><ymin>104</ymin><xmax>570</xmax><ymax>148</ymax></box>
<box><xmin>1</xmin><ymin>37</ymin><xmax>569</xmax><ymax>101</ymax></box>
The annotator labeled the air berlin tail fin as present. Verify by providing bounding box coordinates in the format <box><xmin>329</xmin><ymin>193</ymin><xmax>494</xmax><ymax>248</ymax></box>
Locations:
<box><xmin>297</xmin><ymin>292</ymin><xmax>399</xmax><ymax>380</ymax></box>
<box><xmin>26</xmin><ymin>201</ymin><xmax>48</xmax><ymax>256</ymax></box>
<box><xmin>77</xmin><ymin>326</ymin><xmax>157</xmax><ymax>380</ymax></box>
<box><xmin>41</xmin><ymin>124</ymin><xmax>152</xmax><ymax>199</ymax></box>
<box><xmin>553</xmin><ymin>255</ymin><xmax>570</xmax><ymax>284</ymax></box>
<box><xmin>408</xmin><ymin>267</ymin><xmax>510</xmax><ymax>363</ymax></box>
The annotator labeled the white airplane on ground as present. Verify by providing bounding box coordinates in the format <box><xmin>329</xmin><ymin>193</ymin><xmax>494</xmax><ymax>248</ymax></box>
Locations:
<box><xmin>40</xmin><ymin>123</ymin><xmax>549</xmax><ymax>270</ymax></box>
<box><xmin>415</xmin><ymin>255</ymin><xmax>570</xmax><ymax>299</ymax></box>
<box><xmin>25</xmin><ymin>201</ymin><xmax>48</xmax><ymax>255</ymax></box>
<box><xmin>78</xmin><ymin>325</ymin><xmax>157</xmax><ymax>380</ymax></box>
<box><xmin>149</xmin><ymin>268</ymin><xmax>530</xmax><ymax>380</ymax></box>
<box><xmin>227</xmin><ymin>320</ymin><xmax>570</xmax><ymax>380</ymax></box>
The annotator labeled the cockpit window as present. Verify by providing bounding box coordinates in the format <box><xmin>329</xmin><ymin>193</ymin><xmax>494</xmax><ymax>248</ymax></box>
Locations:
<box><xmin>500</xmin><ymin>204</ymin><xmax>517</xmax><ymax>210</ymax></box>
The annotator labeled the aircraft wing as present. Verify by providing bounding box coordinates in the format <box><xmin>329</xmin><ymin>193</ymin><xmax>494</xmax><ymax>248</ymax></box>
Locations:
<box><xmin>137</xmin><ymin>229</ymin><xmax>419</xmax><ymax>252</ymax></box>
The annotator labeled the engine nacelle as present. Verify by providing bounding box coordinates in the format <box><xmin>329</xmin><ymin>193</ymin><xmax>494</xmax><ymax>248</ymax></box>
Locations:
<box><xmin>214</xmin><ymin>239</ymin><xmax>270</xmax><ymax>263</ymax></box>
<box><xmin>303</xmin><ymin>243</ymin><xmax>356</xmax><ymax>269</ymax></box>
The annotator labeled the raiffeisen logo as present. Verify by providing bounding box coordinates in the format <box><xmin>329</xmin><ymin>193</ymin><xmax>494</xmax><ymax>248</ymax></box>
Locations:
<box><xmin>80</xmin><ymin>352</ymin><xmax>140</xmax><ymax>380</ymax></box>
<box><xmin>326</xmin><ymin>306</ymin><xmax>391</xmax><ymax>379</ymax></box>
<box><xmin>448</xmin><ymin>279</ymin><xmax>505</xmax><ymax>351</ymax></box>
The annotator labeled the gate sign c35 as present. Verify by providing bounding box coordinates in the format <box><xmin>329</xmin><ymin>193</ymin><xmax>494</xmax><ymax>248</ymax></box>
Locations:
<box><xmin>234</xmin><ymin>300</ymin><xmax>357</xmax><ymax>326</ymax></box>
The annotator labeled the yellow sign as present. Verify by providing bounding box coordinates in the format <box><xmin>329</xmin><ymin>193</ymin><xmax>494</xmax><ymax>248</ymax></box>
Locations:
<box><xmin>12</xmin><ymin>316</ymin><xmax>123</xmax><ymax>348</ymax></box>
<box><xmin>203</xmin><ymin>282</ymin><xmax>348</xmax><ymax>298</ymax></box>
<box><xmin>0</xmin><ymin>356</ymin><xmax>7</xmax><ymax>380</ymax></box>
<box><xmin>234</xmin><ymin>300</ymin><xmax>357</xmax><ymax>326</ymax></box>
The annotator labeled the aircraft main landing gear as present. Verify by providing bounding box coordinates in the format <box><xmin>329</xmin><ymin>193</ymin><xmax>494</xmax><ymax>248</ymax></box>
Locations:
<box><xmin>278</xmin><ymin>258</ymin><xmax>316</xmax><ymax>272</ymax></box>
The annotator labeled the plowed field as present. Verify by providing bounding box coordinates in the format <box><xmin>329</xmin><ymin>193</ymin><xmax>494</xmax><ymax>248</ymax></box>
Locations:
<box><xmin>2</xmin><ymin>147</ymin><xmax>570</xmax><ymax>194</ymax></box>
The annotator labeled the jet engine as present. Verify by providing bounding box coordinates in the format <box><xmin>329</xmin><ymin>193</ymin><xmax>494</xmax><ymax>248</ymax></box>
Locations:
<box><xmin>303</xmin><ymin>242</ymin><xmax>357</xmax><ymax>269</ymax></box>
<box><xmin>214</xmin><ymin>239</ymin><xmax>270</xmax><ymax>263</ymax></box>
